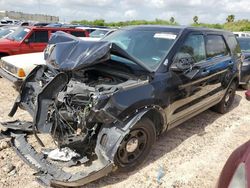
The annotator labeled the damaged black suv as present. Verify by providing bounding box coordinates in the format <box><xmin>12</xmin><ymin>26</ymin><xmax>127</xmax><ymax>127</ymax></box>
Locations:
<box><xmin>1</xmin><ymin>26</ymin><xmax>241</xmax><ymax>187</ymax></box>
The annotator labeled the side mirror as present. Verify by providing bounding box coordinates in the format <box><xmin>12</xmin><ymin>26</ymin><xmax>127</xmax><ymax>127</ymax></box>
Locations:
<box><xmin>24</xmin><ymin>39</ymin><xmax>29</xmax><ymax>44</ymax></box>
<box><xmin>170</xmin><ymin>53</ymin><xmax>200</xmax><ymax>79</ymax></box>
<box><xmin>170</xmin><ymin>53</ymin><xmax>196</xmax><ymax>72</ymax></box>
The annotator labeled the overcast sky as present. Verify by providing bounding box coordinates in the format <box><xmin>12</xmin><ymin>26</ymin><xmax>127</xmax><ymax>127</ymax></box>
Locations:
<box><xmin>1</xmin><ymin>0</ymin><xmax>250</xmax><ymax>24</ymax></box>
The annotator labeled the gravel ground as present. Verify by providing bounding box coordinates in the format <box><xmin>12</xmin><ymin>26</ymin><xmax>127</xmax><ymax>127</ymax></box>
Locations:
<box><xmin>0</xmin><ymin>78</ymin><xmax>250</xmax><ymax>188</ymax></box>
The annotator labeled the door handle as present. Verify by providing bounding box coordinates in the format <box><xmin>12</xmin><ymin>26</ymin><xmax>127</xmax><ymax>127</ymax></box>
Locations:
<box><xmin>201</xmin><ymin>69</ymin><xmax>210</xmax><ymax>75</ymax></box>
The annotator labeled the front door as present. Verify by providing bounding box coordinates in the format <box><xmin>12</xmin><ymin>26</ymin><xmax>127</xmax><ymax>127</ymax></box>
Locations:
<box><xmin>20</xmin><ymin>30</ymin><xmax>49</xmax><ymax>54</ymax></box>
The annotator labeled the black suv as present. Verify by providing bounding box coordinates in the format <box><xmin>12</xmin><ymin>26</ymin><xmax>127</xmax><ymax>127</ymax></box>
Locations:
<box><xmin>1</xmin><ymin>26</ymin><xmax>241</xmax><ymax>187</ymax></box>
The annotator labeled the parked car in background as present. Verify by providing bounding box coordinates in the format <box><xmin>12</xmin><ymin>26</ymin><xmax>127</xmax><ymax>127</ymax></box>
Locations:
<box><xmin>89</xmin><ymin>28</ymin><xmax>116</xmax><ymax>38</ymax></box>
<box><xmin>0</xmin><ymin>26</ymin><xmax>18</xmax><ymax>39</ymax></box>
<box><xmin>234</xmin><ymin>32</ymin><xmax>250</xmax><ymax>38</ymax></box>
<box><xmin>1</xmin><ymin>26</ymin><xmax>241</xmax><ymax>187</ymax></box>
<box><xmin>0</xmin><ymin>52</ymin><xmax>45</xmax><ymax>89</ymax></box>
<box><xmin>79</xmin><ymin>28</ymin><xmax>116</xmax><ymax>41</ymax></box>
<box><xmin>76</xmin><ymin>26</ymin><xmax>112</xmax><ymax>34</ymax></box>
<box><xmin>0</xmin><ymin>26</ymin><xmax>89</xmax><ymax>58</ymax></box>
<box><xmin>0</xmin><ymin>35</ymin><xmax>98</xmax><ymax>89</ymax></box>
<box><xmin>237</xmin><ymin>37</ymin><xmax>250</xmax><ymax>89</ymax></box>
<box><xmin>217</xmin><ymin>90</ymin><xmax>250</xmax><ymax>188</ymax></box>
<box><xmin>33</xmin><ymin>22</ymin><xmax>50</xmax><ymax>27</ymax></box>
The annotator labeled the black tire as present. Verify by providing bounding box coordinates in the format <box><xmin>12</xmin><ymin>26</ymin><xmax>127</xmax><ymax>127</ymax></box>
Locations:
<box><xmin>212</xmin><ymin>81</ymin><xmax>236</xmax><ymax>114</ymax></box>
<box><xmin>114</xmin><ymin>118</ymin><xmax>156</xmax><ymax>172</ymax></box>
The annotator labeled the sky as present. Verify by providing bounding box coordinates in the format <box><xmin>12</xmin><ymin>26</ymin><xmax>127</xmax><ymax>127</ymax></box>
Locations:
<box><xmin>1</xmin><ymin>0</ymin><xmax>250</xmax><ymax>24</ymax></box>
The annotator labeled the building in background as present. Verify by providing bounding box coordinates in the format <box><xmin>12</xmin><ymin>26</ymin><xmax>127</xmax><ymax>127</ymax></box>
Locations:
<box><xmin>0</xmin><ymin>10</ymin><xmax>59</xmax><ymax>23</ymax></box>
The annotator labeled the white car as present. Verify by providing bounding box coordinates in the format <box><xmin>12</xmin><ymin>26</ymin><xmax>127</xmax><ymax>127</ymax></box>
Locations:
<box><xmin>234</xmin><ymin>32</ymin><xmax>250</xmax><ymax>38</ymax></box>
<box><xmin>0</xmin><ymin>52</ymin><xmax>45</xmax><ymax>89</ymax></box>
<box><xmin>0</xmin><ymin>37</ymin><xmax>102</xmax><ymax>90</ymax></box>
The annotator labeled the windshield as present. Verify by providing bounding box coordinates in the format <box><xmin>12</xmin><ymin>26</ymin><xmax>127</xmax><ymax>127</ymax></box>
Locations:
<box><xmin>103</xmin><ymin>29</ymin><xmax>178</xmax><ymax>70</ymax></box>
<box><xmin>0</xmin><ymin>29</ymin><xmax>13</xmax><ymax>38</ymax></box>
<box><xmin>7</xmin><ymin>27</ymin><xmax>30</xmax><ymax>41</ymax></box>
<box><xmin>90</xmin><ymin>30</ymin><xmax>109</xmax><ymax>38</ymax></box>
<box><xmin>238</xmin><ymin>38</ymin><xmax>250</xmax><ymax>52</ymax></box>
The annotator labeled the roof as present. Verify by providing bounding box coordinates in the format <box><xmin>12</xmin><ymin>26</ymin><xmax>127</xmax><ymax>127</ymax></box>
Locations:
<box><xmin>122</xmin><ymin>25</ymin><xmax>232</xmax><ymax>34</ymax></box>
<box><xmin>24</xmin><ymin>26</ymin><xmax>87</xmax><ymax>31</ymax></box>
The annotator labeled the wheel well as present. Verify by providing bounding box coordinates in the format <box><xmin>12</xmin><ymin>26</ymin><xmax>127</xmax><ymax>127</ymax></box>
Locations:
<box><xmin>143</xmin><ymin>109</ymin><xmax>165</xmax><ymax>135</ymax></box>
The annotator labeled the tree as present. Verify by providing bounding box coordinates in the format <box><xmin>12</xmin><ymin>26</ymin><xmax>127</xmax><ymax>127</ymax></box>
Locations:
<box><xmin>170</xmin><ymin>17</ymin><xmax>175</xmax><ymax>24</ymax></box>
<box><xmin>226</xmin><ymin>15</ymin><xmax>235</xmax><ymax>23</ymax></box>
<box><xmin>193</xmin><ymin>16</ymin><xmax>199</xmax><ymax>24</ymax></box>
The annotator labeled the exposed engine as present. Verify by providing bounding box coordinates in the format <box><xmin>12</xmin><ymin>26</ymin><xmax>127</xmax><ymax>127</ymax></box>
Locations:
<box><xmin>41</xmin><ymin>68</ymin><xmax>130</xmax><ymax>154</ymax></box>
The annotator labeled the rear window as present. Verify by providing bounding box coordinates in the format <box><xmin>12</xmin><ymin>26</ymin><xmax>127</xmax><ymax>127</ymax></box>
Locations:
<box><xmin>70</xmin><ymin>31</ymin><xmax>86</xmax><ymax>37</ymax></box>
<box><xmin>206</xmin><ymin>35</ymin><xmax>229</xmax><ymax>58</ymax></box>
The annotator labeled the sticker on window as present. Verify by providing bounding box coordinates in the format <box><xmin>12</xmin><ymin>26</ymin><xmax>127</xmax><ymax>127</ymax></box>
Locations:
<box><xmin>24</xmin><ymin>28</ymin><xmax>30</xmax><ymax>32</ymax></box>
<box><xmin>154</xmin><ymin>33</ymin><xmax>177</xmax><ymax>40</ymax></box>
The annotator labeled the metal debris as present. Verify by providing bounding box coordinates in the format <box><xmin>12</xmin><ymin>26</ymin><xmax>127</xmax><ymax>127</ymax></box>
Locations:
<box><xmin>43</xmin><ymin>147</ymin><xmax>80</xmax><ymax>162</ymax></box>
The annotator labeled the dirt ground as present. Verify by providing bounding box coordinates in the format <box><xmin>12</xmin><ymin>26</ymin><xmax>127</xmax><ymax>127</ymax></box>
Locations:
<box><xmin>0</xmin><ymin>78</ymin><xmax>249</xmax><ymax>188</ymax></box>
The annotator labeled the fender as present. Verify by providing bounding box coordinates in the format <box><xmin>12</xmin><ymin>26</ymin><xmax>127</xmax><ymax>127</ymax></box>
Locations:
<box><xmin>95</xmin><ymin>108</ymin><xmax>165</xmax><ymax>161</ymax></box>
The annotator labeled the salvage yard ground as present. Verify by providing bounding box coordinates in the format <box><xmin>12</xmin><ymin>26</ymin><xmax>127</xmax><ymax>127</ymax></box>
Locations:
<box><xmin>0</xmin><ymin>78</ymin><xmax>250</xmax><ymax>188</ymax></box>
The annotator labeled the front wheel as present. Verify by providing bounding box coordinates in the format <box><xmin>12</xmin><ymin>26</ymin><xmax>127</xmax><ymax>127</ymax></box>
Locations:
<box><xmin>114</xmin><ymin>118</ymin><xmax>156</xmax><ymax>172</ymax></box>
<box><xmin>212</xmin><ymin>81</ymin><xmax>236</xmax><ymax>114</ymax></box>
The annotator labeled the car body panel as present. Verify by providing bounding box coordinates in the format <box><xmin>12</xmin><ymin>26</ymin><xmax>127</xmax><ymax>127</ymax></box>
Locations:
<box><xmin>237</xmin><ymin>37</ymin><xmax>250</xmax><ymax>85</ymax></box>
<box><xmin>0</xmin><ymin>26</ymin><xmax>241</xmax><ymax>187</ymax></box>
<box><xmin>0</xmin><ymin>26</ymin><xmax>89</xmax><ymax>56</ymax></box>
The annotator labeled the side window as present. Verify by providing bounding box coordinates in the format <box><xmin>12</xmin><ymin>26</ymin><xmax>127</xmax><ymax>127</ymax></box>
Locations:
<box><xmin>206</xmin><ymin>35</ymin><xmax>229</xmax><ymax>58</ymax></box>
<box><xmin>70</xmin><ymin>31</ymin><xmax>86</xmax><ymax>37</ymax></box>
<box><xmin>176</xmin><ymin>34</ymin><xmax>206</xmax><ymax>63</ymax></box>
<box><xmin>227</xmin><ymin>35</ymin><xmax>241</xmax><ymax>56</ymax></box>
<box><xmin>28</xmin><ymin>31</ymin><xmax>49</xmax><ymax>43</ymax></box>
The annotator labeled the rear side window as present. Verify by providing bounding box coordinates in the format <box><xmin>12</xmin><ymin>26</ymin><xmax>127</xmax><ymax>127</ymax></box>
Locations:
<box><xmin>29</xmin><ymin>31</ymin><xmax>49</xmax><ymax>43</ymax></box>
<box><xmin>70</xmin><ymin>31</ymin><xmax>86</xmax><ymax>37</ymax></box>
<box><xmin>206</xmin><ymin>35</ymin><xmax>229</xmax><ymax>58</ymax></box>
<box><xmin>227</xmin><ymin>35</ymin><xmax>241</xmax><ymax>56</ymax></box>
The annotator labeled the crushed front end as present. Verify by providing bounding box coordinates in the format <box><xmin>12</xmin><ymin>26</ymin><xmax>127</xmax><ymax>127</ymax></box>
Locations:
<box><xmin>1</xmin><ymin>32</ymin><xmax>153</xmax><ymax>187</ymax></box>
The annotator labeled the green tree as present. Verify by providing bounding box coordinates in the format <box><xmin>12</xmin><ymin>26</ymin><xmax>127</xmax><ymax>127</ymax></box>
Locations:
<box><xmin>170</xmin><ymin>17</ymin><xmax>175</xmax><ymax>24</ymax></box>
<box><xmin>193</xmin><ymin>16</ymin><xmax>199</xmax><ymax>24</ymax></box>
<box><xmin>226</xmin><ymin>15</ymin><xmax>235</xmax><ymax>23</ymax></box>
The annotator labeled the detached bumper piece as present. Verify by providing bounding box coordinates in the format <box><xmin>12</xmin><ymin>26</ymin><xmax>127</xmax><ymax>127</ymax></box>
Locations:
<box><xmin>0</xmin><ymin>122</ymin><xmax>114</xmax><ymax>187</ymax></box>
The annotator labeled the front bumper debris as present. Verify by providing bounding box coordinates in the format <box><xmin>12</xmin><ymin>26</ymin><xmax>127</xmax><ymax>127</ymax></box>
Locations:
<box><xmin>0</xmin><ymin>122</ymin><xmax>114</xmax><ymax>187</ymax></box>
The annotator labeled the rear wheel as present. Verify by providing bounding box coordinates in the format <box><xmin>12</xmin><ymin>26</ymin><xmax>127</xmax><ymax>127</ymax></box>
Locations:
<box><xmin>212</xmin><ymin>81</ymin><xmax>236</xmax><ymax>114</ymax></box>
<box><xmin>114</xmin><ymin>118</ymin><xmax>156</xmax><ymax>172</ymax></box>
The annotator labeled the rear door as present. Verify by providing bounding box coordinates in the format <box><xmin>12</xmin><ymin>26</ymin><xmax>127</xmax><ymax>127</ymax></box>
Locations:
<box><xmin>204</xmin><ymin>34</ymin><xmax>233</xmax><ymax>93</ymax></box>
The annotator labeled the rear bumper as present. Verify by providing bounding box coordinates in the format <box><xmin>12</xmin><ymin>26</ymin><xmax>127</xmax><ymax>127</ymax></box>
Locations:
<box><xmin>0</xmin><ymin>67</ymin><xmax>23</xmax><ymax>89</ymax></box>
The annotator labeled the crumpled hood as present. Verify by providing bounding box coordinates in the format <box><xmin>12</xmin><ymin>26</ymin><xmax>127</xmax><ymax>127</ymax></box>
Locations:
<box><xmin>44</xmin><ymin>31</ymin><xmax>152</xmax><ymax>72</ymax></box>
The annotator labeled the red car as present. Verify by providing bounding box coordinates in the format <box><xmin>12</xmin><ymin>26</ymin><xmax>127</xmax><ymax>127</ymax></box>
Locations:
<box><xmin>0</xmin><ymin>26</ymin><xmax>89</xmax><ymax>58</ymax></box>
<box><xmin>217</xmin><ymin>90</ymin><xmax>250</xmax><ymax>188</ymax></box>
